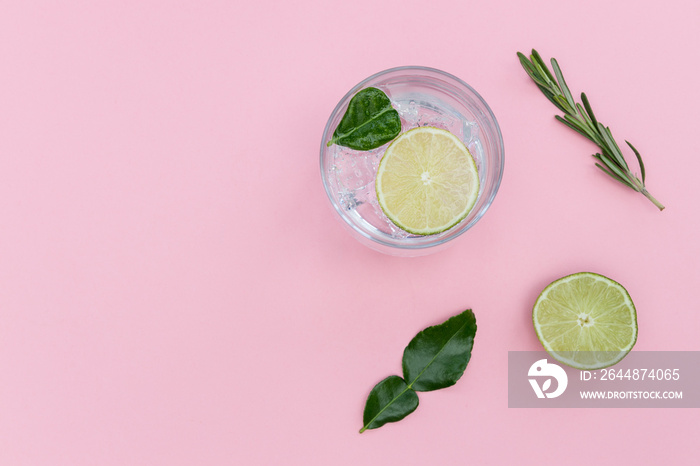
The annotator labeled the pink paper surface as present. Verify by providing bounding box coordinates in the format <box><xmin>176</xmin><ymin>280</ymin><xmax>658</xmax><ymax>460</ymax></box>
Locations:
<box><xmin>1</xmin><ymin>1</ymin><xmax>698</xmax><ymax>464</ymax></box>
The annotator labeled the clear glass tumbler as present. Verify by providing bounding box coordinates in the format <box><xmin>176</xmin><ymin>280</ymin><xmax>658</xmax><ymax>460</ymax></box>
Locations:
<box><xmin>320</xmin><ymin>66</ymin><xmax>504</xmax><ymax>256</ymax></box>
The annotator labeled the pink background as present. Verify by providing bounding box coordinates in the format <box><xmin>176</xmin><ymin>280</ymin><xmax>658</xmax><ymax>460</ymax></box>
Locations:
<box><xmin>1</xmin><ymin>1</ymin><xmax>698</xmax><ymax>464</ymax></box>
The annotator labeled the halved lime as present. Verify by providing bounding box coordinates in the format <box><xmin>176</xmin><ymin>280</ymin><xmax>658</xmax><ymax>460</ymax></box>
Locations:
<box><xmin>533</xmin><ymin>272</ymin><xmax>638</xmax><ymax>370</ymax></box>
<box><xmin>375</xmin><ymin>126</ymin><xmax>479</xmax><ymax>235</ymax></box>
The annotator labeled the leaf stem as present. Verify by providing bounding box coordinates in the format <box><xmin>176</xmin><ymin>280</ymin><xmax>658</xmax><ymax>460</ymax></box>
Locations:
<box><xmin>642</xmin><ymin>188</ymin><xmax>665</xmax><ymax>211</ymax></box>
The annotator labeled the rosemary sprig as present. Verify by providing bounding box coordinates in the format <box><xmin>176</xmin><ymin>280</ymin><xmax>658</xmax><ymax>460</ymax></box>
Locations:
<box><xmin>517</xmin><ymin>49</ymin><xmax>664</xmax><ymax>211</ymax></box>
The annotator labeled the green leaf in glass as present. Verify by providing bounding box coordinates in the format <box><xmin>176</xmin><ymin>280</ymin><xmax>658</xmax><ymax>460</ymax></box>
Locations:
<box><xmin>327</xmin><ymin>87</ymin><xmax>401</xmax><ymax>151</ymax></box>
<box><xmin>402</xmin><ymin>309</ymin><xmax>477</xmax><ymax>392</ymax></box>
<box><xmin>360</xmin><ymin>375</ymin><xmax>419</xmax><ymax>433</ymax></box>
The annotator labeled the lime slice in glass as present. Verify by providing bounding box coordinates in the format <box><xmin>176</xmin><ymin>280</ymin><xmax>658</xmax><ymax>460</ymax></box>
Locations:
<box><xmin>376</xmin><ymin>127</ymin><xmax>479</xmax><ymax>235</ymax></box>
<box><xmin>533</xmin><ymin>272</ymin><xmax>638</xmax><ymax>370</ymax></box>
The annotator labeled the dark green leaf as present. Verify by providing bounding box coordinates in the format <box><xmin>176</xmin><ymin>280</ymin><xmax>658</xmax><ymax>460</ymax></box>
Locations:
<box><xmin>531</xmin><ymin>49</ymin><xmax>557</xmax><ymax>85</ymax></box>
<box><xmin>540</xmin><ymin>88</ymin><xmax>568</xmax><ymax>113</ymax></box>
<box><xmin>563</xmin><ymin>114</ymin><xmax>596</xmax><ymax>140</ymax></box>
<box><xmin>527</xmin><ymin>71</ymin><xmax>551</xmax><ymax>90</ymax></box>
<box><xmin>597</xmin><ymin>152</ymin><xmax>637</xmax><ymax>190</ymax></box>
<box><xmin>575</xmin><ymin>103</ymin><xmax>594</xmax><ymax>129</ymax></box>
<box><xmin>581</xmin><ymin>93</ymin><xmax>599</xmax><ymax>129</ymax></box>
<box><xmin>605</xmin><ymin>126</ymin><xmax>628</xmax><ymax>169</ymax></box>
<box><xmin>550</xmin><ymin>58</ymin><xmax>575</xmax><ymax>110</ymax></box>
<box><xmin>530</xmin><ymin>62</ymin><xmax>557</xmax><ymax>93</ymax></box>
<box><xmin>328</xmin><ymin>87</ymin><xmax>401</xmax><ymax>151</ymax></box>
<box><xmin>518</xmin><ymin>52</ymin><xmax>550</xmax><ymax>88</ymax></box>
<box><xmin>626</xmin><ymin>141</ymin><xmax>646</xmax><ymax>184</ymax></box>
<box><xmin>517</xmin><ymin>52</ymin><xmax>537</xmax><ymax>76</ymax></box>
<box><xmin>598</xmin><ymin>123</ymin><xmax>629</xmax><ymax>169</ymax></box>
<box><xmin>360</xmin><ymin>376</ymin><xmax>418</xmax><ymax>433</ymax></box>
<box><xmin>555</xmin><ymin>115</ymin><xmax>595</xmax><ymax>142</ymax></box>
<box><xmin>402</xmin><ymin>310</ymin><xmax>477</xmax><ymax>392</ymax></box>
<box><xmin>555</xmin><ymin>115</ymin><xmax>581</xmax><ymax>133</ymax></box>
<box><xmin>595</xmin><ymin>161</ymin><xmax>635</xmax><ymax>189</ymax></box>
<box><xmin>554</xmin><ymin>94</ymin><xmax>570</xmax><ymax>110</ymax></box>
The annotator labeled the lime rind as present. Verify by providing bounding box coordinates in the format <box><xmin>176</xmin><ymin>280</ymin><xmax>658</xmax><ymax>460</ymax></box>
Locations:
<box><xmin>532</xmin><ymin>272</ymin><xmax>638</xmax><ymax>370</ymax></box>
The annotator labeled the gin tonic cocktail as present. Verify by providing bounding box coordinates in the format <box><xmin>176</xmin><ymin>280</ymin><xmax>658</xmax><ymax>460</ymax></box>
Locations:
<box><xmin>320</xmin><ymin>67</ymin><xmax>504</xmax><ymax>256</ymax></box>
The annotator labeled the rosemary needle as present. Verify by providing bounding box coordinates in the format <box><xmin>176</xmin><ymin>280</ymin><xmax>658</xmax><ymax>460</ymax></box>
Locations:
<box><xmin>517</xmin><ymin>49</ymin><xmax>664</xmax><ymax>211</ymax></box>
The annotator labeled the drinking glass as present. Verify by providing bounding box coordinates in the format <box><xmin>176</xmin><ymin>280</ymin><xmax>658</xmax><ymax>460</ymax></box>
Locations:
<box><xmin>320</xmin><ymin>66</ymin><xmax>504</xmax><ymax>256</ymax></box>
